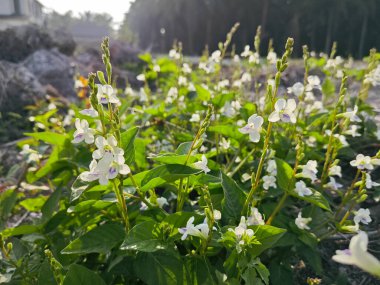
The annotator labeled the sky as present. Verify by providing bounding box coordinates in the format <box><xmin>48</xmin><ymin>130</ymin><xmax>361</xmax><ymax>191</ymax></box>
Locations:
<box><xmin>39</xmin><ymin>0</ymin><xmax>133</xmax><ymax>25</ymax></box>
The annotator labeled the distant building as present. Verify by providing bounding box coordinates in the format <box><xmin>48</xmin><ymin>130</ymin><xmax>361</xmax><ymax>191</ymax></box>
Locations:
<box><xmin>0</xmin><ymin>0</ymin><xmax>44</xmax><ymax>30</ymax></box>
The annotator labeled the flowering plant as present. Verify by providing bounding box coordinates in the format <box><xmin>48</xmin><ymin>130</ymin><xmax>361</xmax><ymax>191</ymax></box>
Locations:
<box><xmin>1</xmin><ymin>29</ymin><xmax>380</xmax><ymax>284</ymax></box>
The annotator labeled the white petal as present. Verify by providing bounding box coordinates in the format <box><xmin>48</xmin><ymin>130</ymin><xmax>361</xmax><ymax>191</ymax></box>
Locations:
<box><xmin>286</xmin><ymin>99</ymin><xmax>297</xmax><ymax>112</ymax></box>
<box><xmin>249</xmin><ymin>130</ymin><xmax>260</xmax><ymax>142</ymax></box>
<box><xmin>268</xmin><ymin>111</ymin><xmax>280</xmax><ymax>122</ymax></box>
<box><xmin>275</xmin><ymin>99</ymin><xmax>286</xmax><ymax>111</ymax></box>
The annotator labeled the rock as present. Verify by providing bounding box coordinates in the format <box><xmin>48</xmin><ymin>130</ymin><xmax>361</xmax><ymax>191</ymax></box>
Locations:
<box><xmin>0</xmin><ymin>60</ymin><xmax>45</xmax><ymax>113</ymax></box>
<box><xmin>49</xmin><ymin>29</ymin><xmax>76</xmax><ymax>56</ymax></box>
<box><xmin>22</xmin><ymin>49</ymin><xmax>76</xmax><ymax>98</ymax></box>
<box><xmin>0</xmin><ymin>25</ymin><xmax>76</xmax><ymax>63</ymax></box>
<box><xmin>109</xmin><ymin>40</ymin><xmax>141</xmax><ymax>65</ymax></box>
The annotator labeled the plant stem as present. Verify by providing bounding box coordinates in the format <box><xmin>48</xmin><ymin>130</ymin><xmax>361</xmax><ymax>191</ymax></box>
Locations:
<box><xmin>113</xmin><ymin>180</ymin><xmax>130</xmax><ymax>232</ymax></box>
<box><xmin>242</xmin><ymin>122</ymin><xmax>273</xmax><ymax>215</ymax></box>
<box><xmin>266</xmin><ymin>193</ymin><xmax>288</xmax><ymax>225</ymax></box>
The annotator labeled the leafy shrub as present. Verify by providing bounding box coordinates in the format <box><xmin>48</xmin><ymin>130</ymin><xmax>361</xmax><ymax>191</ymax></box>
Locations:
<box><xmin>1</xmin><ymin>27</ymin><xmax>380</xmax><ymax>284</ymax></box>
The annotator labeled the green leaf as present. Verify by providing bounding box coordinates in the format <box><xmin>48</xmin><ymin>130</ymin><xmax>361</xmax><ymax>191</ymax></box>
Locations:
<box><xmin>25</xmin><ymin>132</ymin><xmax>68</xmax><ymax>146</ymax></box>
<box><xmin>1</xmin><ymin>225</ymin><xmax>40</xmax><ymax>237</ymax></box>
<box><xmin>41</xmin><ymin>188</ymin><xmax>62</xmax><ymax>221</ymax></box>
<box><xmin>275</xmin><ymin>158</ymin><xmax>294</xmax><ymax>191</ymax></box>
<box><xmin>134</xmin><ymin>251</ymin><xmax>185</xmax><ymax>285</ymax></box>
<box><xmin>70</xmin><ymin>177</ymin><xmax>91</xmax><ymax>202</ymax></box>
<box><xmin>289</xmin><ymin>189</ymin><xmax>331</xmax><ymax>211</ymax></box>
<box><xmin>61</xmin><ymin>223</ymin><xmax>125</xmax><ymax>254</ymax></box>
<box><xmin>175</xmin><ymin>142</ymin><xmax>193</xmax><ymax>155</ymax></box>
<box><xmin>195</xmin><ymin>84</ymin><xmax>211</xmax><ymax>101</ymax></box>
<box><xmin>121</xmin><ymin>221</ymin><xmax>165</xmax><ymax>252</ymax></box>
<box><xmin>185</xmin><ymin>256</ymin><xmax>217</xmax><ymax>285</ymax></box>
<box><xmin>20</xmin><ymin>196</ymin><xmax>48</xmax><ymax>212</ymax></box>
<box><xmin>63</xmin><ymin>264</ymin><xmax>106</xmax><ymax>285</ymax></box>
<box><xmin>0</xmin><ymin>189</ymin><xmax>17</xmax><ymax>230</ymax></box>
<box><xmin>248</xmin><ymin>225</ymin><xmax>286</xmax><ymax>257</ymax></box>
<box><xmin>120</xmin><ymin>126</ymin><xmax>139</xmax><ymax>165</ymax></box>
<box><xmin>220</xmin><ymin>172</ymin><xmax>246</xmax><ymax>222</ymax></box>
<box><xmin>139</xmin><ymin>164</ymin><xmax>200</xmax><ymax>192</ymax></box>
<box><xmin>322</xmin><ymin>78</ymin><xmax>336</xmax><ymax>97</ymax></box>
<box><xmin>209</xmin><ymin>125</ymin><xmax>244</xmax><ymax>141</ymax></box>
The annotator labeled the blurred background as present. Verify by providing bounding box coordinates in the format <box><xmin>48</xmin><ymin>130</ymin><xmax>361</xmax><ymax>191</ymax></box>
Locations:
<box><xmin>0</xmin><ymin>0</ymin><xmax>380</xmax><ymax>144</ymax></box>
<box><xmin>1</xmin><ymin>0</ymin><xmax>380</xmax><ymax>58</ymax></box>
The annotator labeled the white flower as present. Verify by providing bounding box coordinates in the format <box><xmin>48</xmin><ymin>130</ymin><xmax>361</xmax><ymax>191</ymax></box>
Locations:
<box><xmin>341</xmin><ymin>105</ymin><xmax>361</xmax><ymax>122</ymax></box>
<box><xmin>241</xmin><ymin>72</ymin><xmax>252</xmax><ymax>83</ymax></box>
<box><xmin>295</xmin><ymin>212</ymin><xmax>312</xmax><ymax>230</ymax></box>
<box><xmin>294</xmin><ymin>181</ymin><xmax>312</xmax><ymax>197</ymax></box>
<box><xmin>365</xmin><ymin>173</ymin><xmax>380</xmax><ymax>189</ymax></box>
<box><xmin>344</xmin><ymin>125</ymin><xmax>361</xmax><ymax>137</ymax></box>
<box><xmin>307</xmin><ymin>75</ymin><xmax>321</xmax><ymax>89</ymax></box>
<box><xmin>247</xmin><ymin>207</ymin><xmax>265</xmax><ymax>225</ymax></box>
<box><xmin>96</xmin><ymin>84</ymin><xmax>119</xmax><ymax>105</ymax></box>
<box><xmin>136</xmin><ymin>74</ymin><xmax>145</xmax><ymax>81</ymax></box>
<box><xmin>329</xmin><ymin>165</ymin><xmax>342</xmax><ymax>177</ymax></box>
<box><xmin>325</xmin><ymin>130</ymin><xmax>348</xmax><ymax>146</ymax></box>
<box><xmin>248</xmin><ymin>52</ymin><xmax>260</xmax><ymax>64</ymax></box>
<box><xmin>241</xmin><ymin>45</ymin><xmax>251</xmax><ymax>58</ymax></box>
<box><xmin>92</xmin><ymin>135</ymin><xmax>124</xmax><ymax>164</ymax></box>
<box><xmin>229</xmin><ymin>216</ymin><xmax>254</xmax><ymax>239</ymax></box>
<box><xmin>263</xmin><ymin>175</ymin><xmax>276</xmax><ymax>190</ymax></box>
<box><xmin>80</xmin><ymin>152</ymin><xmax>130</xmax><ymax>185</ymax></box>
<box><xmin>153</xmin><ymin>64</ymin><xmax>160</xmax><ymax>72</ymax></box>
<box><xmin>267</xmin><ymin>51</ymin><xmax>277</xmax><ymax>64</ymax></box>
<box><xmin>354</xmin><ymin>208</ymin><xmax>372</xmax><ymax>225</ymax></box>
<box><xmin>222</xmin><ymin>101</ymin><xmax>241</xmax><ymax>117</ymax></box>
<box><xmin>350</xmin><ymin>154</ymin><xmax>380</xmax><ymax>171</ymax></box>
<box><xmin>166</xmin><ymin>87</ymin><xmax>178</xmax><ymax>104</ymax></box>
<box><xmin>267</xmin><ymin>160</ymin><xmax>277</xmax><ymax>175</ymax></box>
<box><xmin>193</xmin><ymin>155</ymin><xmax>210</xmax><ymax>173</ymax></box>
<box><xmin>287</xmin><ymin>82</ymin><xmax>304</xmax><ymax>97</ymax></box>
<box><xmin>169</xmin><ymin>49</ymin><xmax>180</xmax><ymax>59</ymax></box>
<box><xmin>20</xmin><ymin>144</ymin><xmax>40</xmax><ymax>163</ymax></box>
<box><xmin>72</xmin><ymin>119</ymin><xmax>95</xmax><ymax>144</ymax></box>
<box><xmin>268</xmin><ymin>99</ymin><xmax>297</xmax><ymax>123</ymax></box>
<box><xmin>241</xmin><ymin>173</ymin><xmax>251</xmax><ymax>182</ymax></box>
<box><xmin>213</xmin><ymin>210</ymin><xmax>222</xmax><ymax>221</ymax></box>
<box><xmin>326</xmin><ymin>177</ymin><xmax>343</xmax><ymax>190</ymax></box>
<box><xmin>80</xmin><ymin>107</ymin><xmax>98</xmax><ymax>118</ymax></box>
<box><xmin>211</xmin><ymin>50</ymin><xmax>221</xmax><ymax>63</ymax></box>
<box><xmin>190</xmin><ymin>113</ymin><xmax>200</xmax><ymax>122</ymax></box>
<box><xmin>156</xmin><ymin>197</ymin><xmax>168</xmax><ymax>208</ymax></box>
<box><xmin>299</xmin><ymin>160</ymin><xmax>318</xmax><ymax>182</ymax></box>
<box><xmin>219</xmin><ymin>137</ymin><xmax>230</xmax><ymax>150</ymax></box>
<box><xmin>178</xmin><ymin>76</ymin><xmax>188</xmax><ymax>86</ymax></box>
<box><xmin>139</xmin><ymin>88</ymin><xmax>148</xmax><ymax>102</ymax></box>
<box><xmin>182</xmin><ymin>63</ymin><xmax>192</xmax><ymax>74</ymax></box>
<box><xmin>332</xmin><ymin>232</ymin><xmax>380</xmax><ymax>278</ymax></box>
<box><xmin>125</xmin><ymin>87</ymin><xmax>135</xmax><ymax>97</ymax></box>
<box><xmin>238</xmin><ymin>114</ymin><xmax>264</xmax><ymax>142</ymax></box>
<box><xmin>364</xmin><ymin>65</ymin><xmax>380</xmax><ymax>87</ymax></box>
<box><xmin>179</xmin><ymin>217</ymin><xmax>210</xmax><ymax>240</ymax></box>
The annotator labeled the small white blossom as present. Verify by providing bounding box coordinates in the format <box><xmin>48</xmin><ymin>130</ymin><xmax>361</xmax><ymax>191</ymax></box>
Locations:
<box><xmin>96</xmin><ymin>84</ymin><xmax>120</xmax><ymax>105</ymax></box>
<box><xmin>287</xmin><ymin>82</ymin><xmax>304</xmax><ymax>97</ymax></box>
<box><xmin>341</xmin><ymin>105</ymin><xmax>361</xmax><ymax>122</ymax></box>
<box><xmin>182</xmin><ymin>63</ymin><xmax>192</xmax><ymax>74</ymax></box>
<box><xmin>213</xmin><ymin>210</ymin><xmax>222</xmax><ymax>221</ymax></box>
<box><xmin>178</xmin><ymin>76</ymin><xmax>188</xmax><ymax>86</ymax></box>
<box><xmin>307</xmin><ymin>75</ymin><xmax>321</xmax><ymax>89</ymax></box>
<box><xmin>267</xmin><ymin>160</ymin><xmax>277</xmax><ymax>175</ymax></box>
<box><xmin>294</xmin><ymin>181</ymin><xmax>312</xmax><ymax>197</ymax></box>
<box><xmin>248</xmin><ymin>52</ymin><xmax>260</xmax><ymax>64</ymax></box>
<box><xmin>193</xmin><ymin>155</ymin><xmax>211</xmax><ymax>173</ymax></box>
<box><xmin>20</xmin><ymin>144</ymin><xmax>40</xmax><ymax>163</ymax></box>
<box><xmin>364</xmin><ymin>65</ymin><xmax>380</xmax><ymax>86</ymax></box>
<box><xmin>365</xmin><ymin>173</ymin><xmax>380</xmax><ymax>189</ymax></box>
<box><xmin>350</xmin><ymin>154</ymin><xmax>380</xmax><ymax>171</ymax></box>
<box><xmin>354</xmin><ymin>208</ymin><xmax>372</xmax><ymax>225</ymax></box>
<box><xmin>219</xmin><ymin>137</ymin><xmax>230</xmax><ymax>151</ymax></box>
<box><xmin>247</xmin><ymin>207</ymin><xmax>265</xmax><ymax>225</ymax></box>
<box><xmin>80</xmin><ymin>107</ymin><xmax>98</xmax><ymax>118</ymax></box>
<box><xmin>263</xmin><ymin>175</ymin><xmax>276</xmax><ymax>190</ymax></box>
<box><xmin>139</xmin><ymin>88</ymin><xmax>148</xmax><ymax>102</ymax></box>
<box><xmin>241</xmin><ymin>45</ymin><xmax>251</xmax><ymax>57</ymax></box>
<box><xmin>299</xmin><ymin>160</ymin><xmax>318</xmax><ymax>182</ymax></box>
<box><xmin>169</xmin><ymin>49</ymin><xmax>180</xmax><ymax>59</ymax></box>
<box><xmin>326</xmin><ymin>177</ymin><xmax>343</xmax><ymax>190</ymax></box>
<box><xmin>332</xmin><ymin>232</ymin><xmax>380</xmax><ymax>278</ymax></box>
<box><xmin>72</xmin><ymin>119</ymin><xmax>95</xmax><ymax>144</ymax></box>
<box><xmin>153</xmin><ymin>64</ymin><xmax>160</xmax><ymax>72</ymax></box>
<box><xmin>268</xmin><ymin>99</ymin><xmax>297</xmax><ymax>123</ymax></box>
<box><xmin>179</xmin><ymin>217</ymin><xmax>210</xmax><ymax>240</ymax></box>
<box><xmin>92</xmin><ymin>135</ymin><xmax>125</xmax><ymax>164</ymax></box>
<box><xmin>238</xmin><ymin>114</ymin><xmax>264</xmax><ymax>142</ymax></box>
<box><xmin>329</xmin><ymin>164</ymin><xmax>342</xmax><ymax>177</ymax></box>
<box><xmin>344</xmin><ymin>125</ymin><xmax>361</xmax><ymax>137</ymax></box>
<box><xmin>156</xmin><ymin>197</ymin><xmax>168</xmax><ymax>208</ymax></box>
<box><xmin>190</xmin><ymin>113</ymin><xmax>200</xmax><ymax>122</ymax></box>
<box><xmin>267</xmin><ymin>51</ymin><xmax>277</xmax><ymax>64</ymax></box>
<box><xmin>295</xmin><ymin>212</ymin><xmax>312</xmax><ymax>230</ymax></box>
<box><xmin>229</xmin><ymin>216</ymin><xmax>254</xmax><ymax>239</ymax></box>
<box><xmin>241</xmin><ymin>72</ymin><xmax>252</xmax><ymax>83</ymax></box>
<box><xmin>211</xmin><ymin>50</ymin><xmax>221</xmax><ymax>63</ymax></box>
